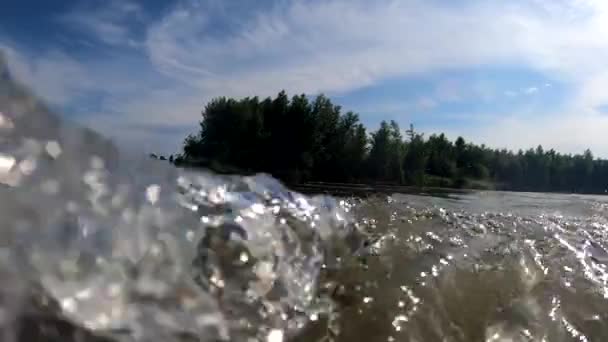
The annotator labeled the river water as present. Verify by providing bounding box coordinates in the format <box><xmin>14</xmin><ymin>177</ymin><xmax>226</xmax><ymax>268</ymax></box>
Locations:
<box><xmin>296</xmin><ymin>191</ymin><xmax>608</xmax><ymax>342</ymax></box>
<box><xmin>4</xmin><ymin>161</ymin><xmax>608</xmax><ymax>342</ymax></box>
<box><xmin>2</xmin><ymin>63</ymin><xmax>608</xmax><ymax>341</ymax></box>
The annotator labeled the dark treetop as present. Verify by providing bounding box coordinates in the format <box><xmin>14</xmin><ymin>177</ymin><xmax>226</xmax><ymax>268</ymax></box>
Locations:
<box><xmin>168</xmin><ymin>91</ymin><xmax>607</xmax><ymax>194</ymax></box>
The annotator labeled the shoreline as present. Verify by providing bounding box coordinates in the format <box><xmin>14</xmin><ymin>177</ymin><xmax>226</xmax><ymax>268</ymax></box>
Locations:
<box><xmin>288</xmin><ymin>181</ymin><xmax>474</xmax><ymax>197</ymax></box>
<box><xmin>288</xmin><ymin>181</ymin><xmax>607</xmax><ymax>197</ymax></box>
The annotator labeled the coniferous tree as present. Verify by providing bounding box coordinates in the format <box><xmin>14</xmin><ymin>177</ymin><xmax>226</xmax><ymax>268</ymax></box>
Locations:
<box><xmin>173</xmin><ymin>91</ymin><xmax>608</xmax><ymax>194</ymax></box>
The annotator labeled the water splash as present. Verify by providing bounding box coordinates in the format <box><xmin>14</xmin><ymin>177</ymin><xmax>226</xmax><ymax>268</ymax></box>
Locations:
<box><xmin>1</xmin><ymin>141</ymin><xmax>358</xmax><ymax>342</ymax></box>
<box><xmin>0</xmin><ymin>58</ymin><xmax>360</xmax><ymax>342</ymax></box>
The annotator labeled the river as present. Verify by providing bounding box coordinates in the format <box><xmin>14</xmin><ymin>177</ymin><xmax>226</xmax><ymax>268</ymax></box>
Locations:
<box><xmin>297</xmin><ymin>190</ymin><xmax>608</xmax><ymax>341</ymax></box>
<box><xmin>4</xmin><ymin>166</ymin><xmax>608</xmax><ymax>341</ymax></box>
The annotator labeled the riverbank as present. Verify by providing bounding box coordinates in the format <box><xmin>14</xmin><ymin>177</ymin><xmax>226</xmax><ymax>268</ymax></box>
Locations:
<box><xmin>171</xmin><ymin>161</ymin><xmax>494</xmax><ymax>196</ymax></box>
<box><xmin>170</xmin><ymin>161</ymin><xmax>606</xmax><ymax>196</ymax></box>
<box><xmin>289</xmin><ymin>181</ymin><xmax>474</xmax><ymax>197</ymax></box>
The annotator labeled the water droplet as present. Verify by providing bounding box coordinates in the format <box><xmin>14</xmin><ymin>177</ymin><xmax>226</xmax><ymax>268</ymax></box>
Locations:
<box><xmin>75</xmin><ymin>288</ymin><xmax>92</xmax><ymax>300</ymax></box>
<box><xmin>0</xmin><ymin>153</ymin><xmax>16</xmax><ymax>183</ymax></box>
<box><xmin>267</xmin><ymin>329</ymin><xmax>284</xmax><ymax>342</ymax></box>
<box><xmin>210</xmin><ymin>274</ymin><xmax>225</xmax><ymax>288</ymax></box>
<box><xmin>240</xmin><ymin>252</ymin><xmax>250</xmax><ymax>263</ymax></box>
<box><xmin>392</xmin><ymin>315</ymin><xmax>408</xmax><ymax>331</ymax></box>
<box><xmin>186</xmin><ymin>230</ymin><xmax>195</xmax><ymax>242</ymax></box>
<box><xmin>488</xmin><ymin>332</ymin><xmax>501</xmax><ymax>341</ymax></box>
<box><xmin>45</xmin><ymin>141</ymin><xmax>62</xmax><ymax>158</ymax></box>
<box><xmin>0</xmin><ymin>111</ymin><xmax>14</xmax><ymax>130</ymax></box>
<box><xmin>146</xmin><ymin>184</ymin><xmax>161</xmax><ymax>204</ymax></box>
<box><xmin>61</xmin><ymin>297</ymin><xmax>77</xmax><ymax>313</ymax></box>
<box><xmin>18</xmin><ymin>158</ymin><xmax>36</xmax><ymax>175</ymax></box>
<box><xmin>251</xmin><ymin>203</ymin><xmax>265</xmax><ymax>214</ymax></box>
<box><xmin>66</xmin><ymin>201</ymin><xmax>79</xmax><ymax>213</ymax></box>
<box><xmin>90</xmin><ymin>156</ymin><xmax>104</xmax><ymax>169</ymax></box>
<box><xmin>107</xmin><ymin>283</ymin><xmax>122</xmax><ymax>297</ymax></box>
<box><xmin>41</xmin><ymin>179</ymin><xmax>60</xmax><ymax>194</ymax></box>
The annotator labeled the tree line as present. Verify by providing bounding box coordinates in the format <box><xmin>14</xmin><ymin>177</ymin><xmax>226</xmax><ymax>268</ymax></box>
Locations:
<box><xmin>163</xmin><ymin>91</ymin><xmax>608</xmax><ymax>194</ymax></box>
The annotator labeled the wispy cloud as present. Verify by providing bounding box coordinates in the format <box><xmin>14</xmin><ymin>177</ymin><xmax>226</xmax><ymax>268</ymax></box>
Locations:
<box><xmin>58</xmin><ymin>0</ymin><xmax>144</xmax><ymax>47</ymax></box>
<box><xmin>144</xmin><ymin>0</ymin><xmax>608</xmax><ymax>99</ymax></box>
<box><xmin>504</xmin><ymin>83</ymin><xmax>551</xmax><ymax>98</ymax></box>
<box><xmin>4</xmin><ymin>0</ymin><xmax>608</xmax><ymax>156</ymax></box>
<box><xmin>417</xmin><ymin>97</ymin><xmax>438</xmax><ymax>110</ymax></box>
<box><xmin>454</xmin><ymin>108</ymin><xmax>608</xmax><ymax>155</ymax></box>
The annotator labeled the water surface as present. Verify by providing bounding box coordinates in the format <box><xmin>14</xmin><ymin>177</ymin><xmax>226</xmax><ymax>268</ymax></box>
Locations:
<box><xmin>299</xmin><ymin>190</ymin><xmax>608</xmax><ymax>341</ymax></box>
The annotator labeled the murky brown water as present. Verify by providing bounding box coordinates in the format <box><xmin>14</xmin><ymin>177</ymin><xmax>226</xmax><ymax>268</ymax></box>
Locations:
<box><xmin>298</xmin><ymin>192</ymin><xmax>608</xmax><ymax>342</ymax></box>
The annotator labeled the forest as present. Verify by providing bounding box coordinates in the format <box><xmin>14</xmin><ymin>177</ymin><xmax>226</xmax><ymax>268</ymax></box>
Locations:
<box><xmin>164</xmin><ymin>91</ymin><xmax>607</xmax><ymax>194</ymax></box>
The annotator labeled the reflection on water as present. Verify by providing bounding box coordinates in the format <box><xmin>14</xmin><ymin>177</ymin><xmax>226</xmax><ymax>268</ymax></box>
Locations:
<box><xmin>297</xmin><ymin>192</ymin><xmax>608</xmax><ymax>341</ymax></box>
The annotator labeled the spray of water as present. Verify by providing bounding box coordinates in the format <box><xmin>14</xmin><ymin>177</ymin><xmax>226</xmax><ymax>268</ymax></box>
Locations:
<box><xmin>0</xmin><ymin>55</ymin><xmax>363</xmax><ymax>342</ymax></box>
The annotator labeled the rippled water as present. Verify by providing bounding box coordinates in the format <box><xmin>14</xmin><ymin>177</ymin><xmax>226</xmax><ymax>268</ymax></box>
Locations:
<box><xmin>296</xmin><ymin>192</ymin><xmax>608</xmax><ymax>342</ymax></box>
<box><xmin>3</xmin><ymin>60</ymin><xmax>608</xmax><ymax>342</ymax></box>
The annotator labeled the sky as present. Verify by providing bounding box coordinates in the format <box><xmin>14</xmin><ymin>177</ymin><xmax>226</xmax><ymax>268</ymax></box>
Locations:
<box><xmin>2</xmin><ymin>0</ymin><xmax>608</xmax><ymax>157</ymax></box>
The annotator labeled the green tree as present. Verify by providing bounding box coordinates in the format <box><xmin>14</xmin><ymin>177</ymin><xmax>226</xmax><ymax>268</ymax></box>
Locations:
<box><xmin>368</xmin><ymin>121</ymin><xmax>393</xmax><ymax>181</ymax></box>
<box><xmin>426</xmin><ymin>133</ymin><xmax>456</xmax><ymax>178</ymax></box>
<box><xmin>175</xmin><ymin>91</ymin><xmax>608</xmax><ymax>194</ymax></box>
<box><xmin>403</xmin><ymin>125</ymin><xmax>427</xmax><ymax>186</ymax></box>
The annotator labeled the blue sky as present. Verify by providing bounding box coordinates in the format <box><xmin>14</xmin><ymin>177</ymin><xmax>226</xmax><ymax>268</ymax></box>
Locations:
<box><xmin>2</xmin><ymin>0</ymin><xmax>608</xmax><ymax>156</ymax></box>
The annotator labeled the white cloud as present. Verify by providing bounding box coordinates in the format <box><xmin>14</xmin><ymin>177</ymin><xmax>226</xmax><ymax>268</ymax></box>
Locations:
<box><xmin>140</xmin><ymin>0</ymin><xmax>608</xmax><ymax>156</ymax></box>
<box><xmin>574</xmin><ymin>71</ymin><xmax>608</xmax><ymax>110</ymax></box>
<box><xmin>417</xmin><ymin>97</ymin><xmax>438</xmax><ymax>110</ymax></box>
<box><xmin>59</xmin><ymin>0</ymin><xmax>143</xmax><ymax>47</ymax></box>
<box><xmin>504</xmin><ymin>83</ymin><xmax>548</xmax><ymax>98</ymax></box>
<box><xmin>417</xmin><ymin>106</ymin><xmax>608</xmax><ymax>156</ymax></box>
<box><xmin>434</xmin><ymin>79</ymin><xmax>464</xmax><ymax>103</ymax></box>
<box><xmin>144</xmin><ymin>0</ymin><xmax>608</xmax><ymax>99</ymax></box>
<box><xmin>147</xmin><ymin>0</ymin><xmax>519</xmax><ymax>96</ymax></box>
<box><xmin>6</xmin><ymin>0</ymin><xmax>608</xmax><ymax>156</ymax></box>
<box><xmin>459</xmin><ymin>109</ymin><xmax>608</xmax><ymax>156</ymax></box>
